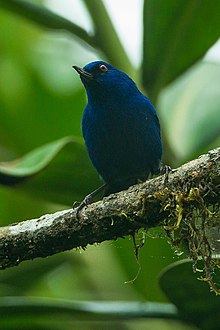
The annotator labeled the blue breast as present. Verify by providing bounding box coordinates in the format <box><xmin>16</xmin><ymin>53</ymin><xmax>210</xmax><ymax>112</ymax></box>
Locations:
<box><xmin>82</xmin><ymin>94</ymin><xmax>162</xmax><ymax>188</ymax></box>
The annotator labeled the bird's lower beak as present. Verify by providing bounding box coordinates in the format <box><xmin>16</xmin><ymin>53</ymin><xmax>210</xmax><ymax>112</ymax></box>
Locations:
<box><xmin>72</xmin><ymin>66</ymin><xmax>93</xmax><ymax>80</ymax></box>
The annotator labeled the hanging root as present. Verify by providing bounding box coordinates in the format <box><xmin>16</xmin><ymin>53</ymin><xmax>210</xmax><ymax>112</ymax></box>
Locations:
<box><xmin>124</xmin><ymin>231</ymin><xmax>146</xmax><ymax>284</ymax></box>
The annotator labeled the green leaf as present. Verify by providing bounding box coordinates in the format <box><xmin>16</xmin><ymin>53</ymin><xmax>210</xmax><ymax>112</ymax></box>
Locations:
<box><xmin>0</xmin><ymin>297</ymin><xmax>178</xmax><ymax>322</ymax></box>
<box><xmin>158</xmin><ymin>61</ymin><xmax>220</xmax><ymax>161</ymax></box>
<box><xmin>0</xmin><ymin>0</ymin><xmax>94</xmax><ymax>47</ymax></box>
<box><xmin>143</xmin><ymin>0</ymin><xmax>220</xmax><ymax>99</ymax></box>
<box><xmin>0</xmin><ymin>253</ymin><xmax>82</xmax><ymax>296</ymax></box>
<box><xmin>0</xmin><ymin>57</ymin><xmax>85</xmax><ymax>153</ymax></box>
<box><xmin>82</xmin><ymin>0</ymin><xmax>136</xmax><ymax>79</ymax></box>
<box><xmin>0</xmin><ymin>0</ymin><xmax>135</xmax><ymax>79</ymax></box>
<box><xmin>0</xmin><ymin>137</ymin><xmax>99</xmax><ymax>205</ymax></box>
<box><xmin>159</xmin><ymin>259</ymin><xmax>220</xmax><ymax>330</ymax></box>
<box><xmin>113</xmin><ymin>230</ymin><xmax>181</xmax><ymax>302</ymax></box>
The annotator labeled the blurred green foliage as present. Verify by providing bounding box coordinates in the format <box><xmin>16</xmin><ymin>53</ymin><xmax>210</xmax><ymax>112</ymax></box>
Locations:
<box><xmin>0</xmin><ymin>0</ymin><xmax>219</xmax><ymax>329</ymax></box>
<box><xmin>160</xmin><ymin>260</ymin><xmax>220</xmax><ymax>330</ymax></box>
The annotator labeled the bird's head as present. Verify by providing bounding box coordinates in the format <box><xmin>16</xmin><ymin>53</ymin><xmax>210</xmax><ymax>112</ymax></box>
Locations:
<box><xmin>73</xmin><ymin>61</ymin><xmax>139</xmax><ymax>103</ymax></box>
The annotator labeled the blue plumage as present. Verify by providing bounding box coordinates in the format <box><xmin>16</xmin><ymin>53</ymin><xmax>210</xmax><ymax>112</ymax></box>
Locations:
<box><xmin>73</xmin><ymin>61</ymin><xmax>162</xmax><ymax>198</ymax></box>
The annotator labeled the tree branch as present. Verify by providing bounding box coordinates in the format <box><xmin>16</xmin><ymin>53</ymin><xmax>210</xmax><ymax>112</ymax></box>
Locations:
<box><xmin>0</xmin><ymin>148</ymin><xmax>219</xmax><ymax>270</ymax></box>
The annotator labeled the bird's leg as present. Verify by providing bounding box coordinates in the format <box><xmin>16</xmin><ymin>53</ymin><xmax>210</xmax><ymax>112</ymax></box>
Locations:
<box><xmin>160</xmin><ymin>164</ymin><xmax>172</xmax><ymax>185</ymax></box>
<box><xmin>74</xmin><ymin>183</ymin><xmax>108</xmax><ymax>218</ymax></box>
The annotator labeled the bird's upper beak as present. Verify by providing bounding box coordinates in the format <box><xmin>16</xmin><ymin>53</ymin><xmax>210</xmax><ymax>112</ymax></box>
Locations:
<box><xmin>72</xmin><ymin>65</ymin><xmax>93</xmax><ymax>80</ymax></box>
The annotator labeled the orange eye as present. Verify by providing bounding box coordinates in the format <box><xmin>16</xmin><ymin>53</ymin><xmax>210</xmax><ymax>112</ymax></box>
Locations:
<box><xmin>99</xmin><ymin>64</ymin><xmax>108</xmax><ymax>72</ymax></box>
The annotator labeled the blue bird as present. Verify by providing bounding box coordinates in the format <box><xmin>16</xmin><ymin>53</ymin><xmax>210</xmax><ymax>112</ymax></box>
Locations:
<box><xmin>73</xmin><ymin>61</ymin><xmax>162</xmax><ymax>213</ymax></box>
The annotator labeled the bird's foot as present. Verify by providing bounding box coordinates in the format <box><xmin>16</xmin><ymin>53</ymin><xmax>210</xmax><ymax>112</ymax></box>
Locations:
<box><xmin>74</xmin><ymin>195</ymin><xmax>93</xmax><ymax>219</ymax></box>
<box><xmin>160</xmin><ymin>164</ymin><xmax>172</xmax><ymax>185</ymax></box>
<box><xmin>73</xmin><ymin>183</ymin><xmax>108</xmax><ymax>219</ymax></box>
<box><xmin>73</xmin><ymin>201</ymin><xmax>80</xmax><ymax>208</ymax></box>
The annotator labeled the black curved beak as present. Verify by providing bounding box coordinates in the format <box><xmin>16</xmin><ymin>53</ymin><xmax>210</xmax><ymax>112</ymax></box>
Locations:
<box><xmin>72</xmin><ymin>65</ymin><xmax>93</xmax><ymax>80</ymax></box>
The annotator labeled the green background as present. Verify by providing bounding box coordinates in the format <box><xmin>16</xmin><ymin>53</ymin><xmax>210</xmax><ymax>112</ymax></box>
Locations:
<box><xmin>0</xmin><ymin>0</ymin><xmax>219</xmax><ymax>329</ymax></box>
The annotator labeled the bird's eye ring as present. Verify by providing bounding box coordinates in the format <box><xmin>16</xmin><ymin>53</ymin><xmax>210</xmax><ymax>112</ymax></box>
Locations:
<box><xmin>99</xmin><ymin>64</ymin><xmax>108</xmax><ymax>72</ymax></box>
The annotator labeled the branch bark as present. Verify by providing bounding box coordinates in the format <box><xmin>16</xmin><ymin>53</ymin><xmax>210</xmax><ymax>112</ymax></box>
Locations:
<box><xmin>0</xmin><ymin>148</ymin><xmax>219</xmax><ymax>270</ymax></box>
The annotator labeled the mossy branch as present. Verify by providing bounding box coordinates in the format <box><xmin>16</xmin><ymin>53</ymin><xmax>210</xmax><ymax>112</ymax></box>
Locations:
<box><xmin>0</xmin><ymin>148</ymin><xmax>219</xmax><ymax>270</ymax></box>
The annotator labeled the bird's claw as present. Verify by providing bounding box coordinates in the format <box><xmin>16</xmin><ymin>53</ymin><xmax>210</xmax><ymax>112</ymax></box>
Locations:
<box><xmin>74</xmin><ymin>195</ymin><xmax>93</xmax><ymax>219</ymax></box>
<box><xmin>160</xmin><ymin>164</ymin><xmax>172</xmax><ymax>185</ymax></box>
<box><xmin>73</xmin><ymin>183</ymin><xmax>108</xmax><ymax>219</ymax></box>
<box><xmin>73</xmin><ymin>201</ymin><xmax>80</xmax><ymax>208</ymax></box>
